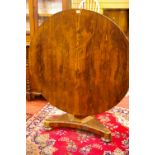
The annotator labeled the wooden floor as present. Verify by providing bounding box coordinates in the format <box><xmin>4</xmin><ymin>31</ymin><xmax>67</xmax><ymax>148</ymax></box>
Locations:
<box><xmin>117</xmin><ymin>95</ymin><xmax>129</xmax><ymax>109</ymax></box>
<box><xmin>26</xmin><ymin>99</ymin><xmax>48</xmax><ymax>115</ymax></box>
<box><xmin>26</xmin><ymin>95</ymin><xmax>128</xmax><ymax>115</ymax></box>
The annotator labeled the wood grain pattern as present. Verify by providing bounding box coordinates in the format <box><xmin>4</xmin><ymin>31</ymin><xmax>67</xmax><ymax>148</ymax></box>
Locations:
<box><xmin>30</xmin><ymin>9</ymin><xmax>129</xmax><ymax>117</ymax></box>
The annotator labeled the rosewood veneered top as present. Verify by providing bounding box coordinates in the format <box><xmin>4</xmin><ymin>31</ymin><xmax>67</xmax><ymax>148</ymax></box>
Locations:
<box><xmin>29</xmin><ymin>9</ymin><xmax>129</xmax><ymax>117</ymax></box>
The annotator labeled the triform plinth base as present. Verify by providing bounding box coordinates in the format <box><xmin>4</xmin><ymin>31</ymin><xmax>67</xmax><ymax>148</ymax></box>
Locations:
<box><xmin>44</xmin><ymin>113</ymin><xmax>112</xmax><ymax>143</ymax></box>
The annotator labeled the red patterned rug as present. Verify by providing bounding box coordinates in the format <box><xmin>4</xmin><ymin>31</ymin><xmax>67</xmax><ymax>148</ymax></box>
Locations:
<box><xmin>26</xmin><ymin>103</ymin><xmax>129</xmax><ymax>155</ymax></box>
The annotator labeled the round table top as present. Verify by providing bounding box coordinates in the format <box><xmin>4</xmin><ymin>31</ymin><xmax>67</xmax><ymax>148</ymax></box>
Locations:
<box><xmin>29</xmin><ymin>9</ymin><xmax>129</xmax><ymax>117</ymax></box>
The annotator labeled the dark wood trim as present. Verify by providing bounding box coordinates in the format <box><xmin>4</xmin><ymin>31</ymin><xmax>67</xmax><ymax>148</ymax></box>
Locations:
<box><xmin>29</xmin><ymin>0</ymin><xmax>38</xmax><ymax>41</ymax></box>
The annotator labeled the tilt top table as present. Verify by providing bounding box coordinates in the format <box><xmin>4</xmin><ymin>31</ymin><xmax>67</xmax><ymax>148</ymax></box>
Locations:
<box><xmin>29</xmin><ymin>9</ymin><xmax>129</xmax><ymax>142</ymax></box>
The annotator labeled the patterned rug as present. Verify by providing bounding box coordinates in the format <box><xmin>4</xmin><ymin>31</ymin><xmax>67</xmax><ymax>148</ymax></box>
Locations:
<box><xmin>26</xmin><ymin>113</ymin><xmax>33</xmax><ymax>121</ymax></box>
<box><xmin>26</xmin><ymin>103</ymin><xmax>129</xmax><ymax>155</ymax></box>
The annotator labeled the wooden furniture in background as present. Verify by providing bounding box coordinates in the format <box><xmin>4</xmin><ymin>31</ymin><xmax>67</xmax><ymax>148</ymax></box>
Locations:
<box><xmin>26</xmin><ymin>0</ymin><xmax>40</xmax><ymax>100</ymax></box>
<box><xmin>29</xmin><ymin>0</ymin><xmax>38</xmax><ymax>40</ymax></box>
<box><xmin>29</xmin><ymin>9</ymin><xmax>128</xmax><ymax>142</ymax></box>
<box><xmin>103</xmin><ymin>9</ymin><xmax>129</xmax><ymax>38</ymax></box>
<box><xmin>62</xmin><ymin>0</ymin><xmax>71</xmax><ymax>10</ymax></box>
<box><xmin>27</xmin><ymin>45</ymin><xmax>43</xmax><ymax>100</ymax></box>
<box><xmin>26</xmin><ymin>45</ymin><xmax>31</xmax><ymax>100</ymax></box>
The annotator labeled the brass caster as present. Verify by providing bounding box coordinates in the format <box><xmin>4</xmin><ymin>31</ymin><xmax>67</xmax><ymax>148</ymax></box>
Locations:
<box><xmin>44</xmin><ymin>126</ymin><xmax>52</xmax><ymax>131</ymax></box>
<box><xmin>101</xmin><ymin>136</ymin><xmax>112</xmax><ymax>143</ymax></box>
<box><xmin>43</xmin><ymin>119</ymin><xmax>53</xmax><ymax>131</ymax></box>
